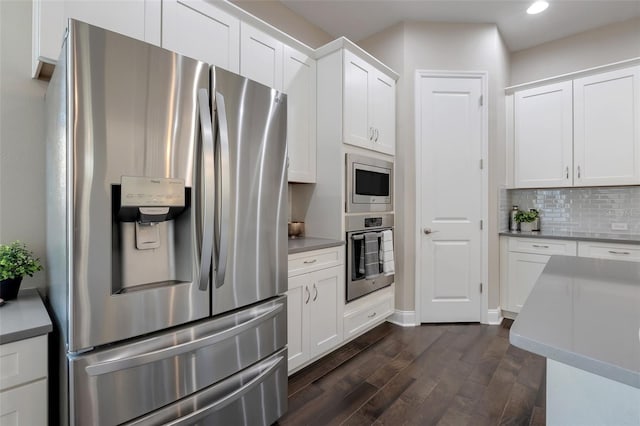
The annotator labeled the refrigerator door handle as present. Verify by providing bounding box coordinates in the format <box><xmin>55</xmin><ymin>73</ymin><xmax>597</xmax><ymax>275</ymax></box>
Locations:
<box><xmin>197</xmin><ymin>88</ymin><xmax>215</xmax><ymax>291</ymax></box>
<box><xmin>84</xmin><ymin>302</ymin><xmax>284</xmax><ymax>376</ymax></box>
<box><xmin>214</xmin><ymin>92</ymin><xmax>231</xmax><ymax>289</ymax></box>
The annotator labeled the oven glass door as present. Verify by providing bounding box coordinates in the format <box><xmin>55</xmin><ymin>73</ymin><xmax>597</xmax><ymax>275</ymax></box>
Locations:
<box><xmin>346</xmin><ymin>229</ymin><xmax>394</xmax><ymax>302</ymax></box>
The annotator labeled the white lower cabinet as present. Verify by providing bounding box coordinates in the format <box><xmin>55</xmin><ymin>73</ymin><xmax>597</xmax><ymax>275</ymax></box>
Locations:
<box><xmin>0</xmin><ymin>335</ymin><xmax>48</xmax><ymax>426</ymax></box>
<box><xmin>287</xmin><ymin>246</ymin><xmax>344</xmax><ymax>374</ymax></box>
<box><xmin>577</xmin><ymin>241</ymin><xmax>640</xmax><ymax>262</ymax></box>
<box><xmin>343</xmin><ymin>285</ymin><xmax>394</xmax><ymax>340</ymax></box>
<box><xmin>501</xmin><ymin>237</ymin><xmax>577</xmax><ymax>315</ymax></box>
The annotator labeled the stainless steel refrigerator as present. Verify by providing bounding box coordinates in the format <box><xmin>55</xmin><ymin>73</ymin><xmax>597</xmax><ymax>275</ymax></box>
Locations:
<box><xmin>45</xmin><ymin>20</ymin><xmax>288</xmax><ymax>425</ymax></box>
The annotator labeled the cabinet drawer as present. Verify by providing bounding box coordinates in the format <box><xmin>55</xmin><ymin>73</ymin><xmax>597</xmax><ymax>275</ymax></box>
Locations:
<box><xmin>578</xmin><ymin>242</ymin><xmax>640</xmax><ymax>262</ymax></box>
<box><xmin>288</xmin><ymin>246</ymin><xmax>343</xmax><ymax>277</ymax></box>
<box><xmin>0</xmin><ymin>335</ymin><xmax>47</xmax><ymax>391</ymax></box>
<box><xmin>0</xmin><ymin>378</ymin><xmax>47</xmax><ymax>425</ymax></box>
<box><xmin>344</xmin><ymin>289</ymin><xmax>393</xmax><ymax>339</ymax></box>
<box><xmin>508</xmin><ymin>238</ymin><xmax>576</xmax><ymax>256</ymax></box>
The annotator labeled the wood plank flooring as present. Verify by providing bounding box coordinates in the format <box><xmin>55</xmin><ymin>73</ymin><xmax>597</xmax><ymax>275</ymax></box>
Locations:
<box><xmin>277</xmin><ymin>320</ymin><xmax>546</xmax><ymax>426</ymax></box>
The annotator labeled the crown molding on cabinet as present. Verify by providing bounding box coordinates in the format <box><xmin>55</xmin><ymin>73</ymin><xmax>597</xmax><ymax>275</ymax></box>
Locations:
<box><xmin>315</xmin><ymin>37</ymin><xmax>400</xmax><ymax>81</ymax></box>
<box><xmin>505</xmin><ymin>56</ymin><xmax>640</xmax><ymax>94</ymax></box>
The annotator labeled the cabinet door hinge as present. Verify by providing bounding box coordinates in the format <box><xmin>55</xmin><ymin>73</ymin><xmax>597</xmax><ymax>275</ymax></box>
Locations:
<box><xmin>480</xmin><ymin>219</ymin><xmax>483</xmax><ymax>230</ymax></box>
<box><xmin>480</xmin><ymin>159</ymin><xmax>484</xmax><ymax>170</ymax></box>
<box><xmin>479</xmin><ymin>95</ymin><xmax>484</xmax><ymax>106</ymax></box>
<box><xmin>480</xmin><ymin>283</ymin><xmax>483</xmax><ymax>293</ymax></box>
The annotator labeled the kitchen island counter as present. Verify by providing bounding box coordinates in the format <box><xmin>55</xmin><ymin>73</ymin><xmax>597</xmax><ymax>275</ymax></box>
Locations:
<box><xmin>510</xmin><ymin>255</ymin><xmax>640</xmax><ymax>425</ymax></box>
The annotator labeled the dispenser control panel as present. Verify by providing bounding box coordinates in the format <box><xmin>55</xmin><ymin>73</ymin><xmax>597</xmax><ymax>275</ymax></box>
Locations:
<box><xmin>121</xmin><ymin>176</ymin><xmax>185</xmax><ymax>207</ymax></box>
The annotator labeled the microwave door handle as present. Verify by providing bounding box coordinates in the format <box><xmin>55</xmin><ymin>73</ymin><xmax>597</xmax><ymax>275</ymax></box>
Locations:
<box><xmin>197</xmin><ymin>89</ymin><xmax>215</xmax><ymax>291</ymax></box>
<box><xmin>213</xmin><ymin>92</ymin><xmax>231</xmax><ymax>289</ymax></box>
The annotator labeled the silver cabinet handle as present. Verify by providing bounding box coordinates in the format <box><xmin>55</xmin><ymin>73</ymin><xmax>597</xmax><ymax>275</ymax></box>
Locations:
<box><xmin>374</xmin><ymin>128</ymin><xmax>379</xmax><ymax>142</ymax></box>
<box><xmin>214</xmin><ymin>92</ymin><xmax>231</xmax><ymax>289</ymax></box>
<box><xmin>532</xmin><ymin>244</ymin><xmax>549</xmax><ymax>249</ymax></box>
<box><xmin>312</xmin><ymin>284</ymin><xmax>318</xmax><ymax>302</ymax></box>
<box><xmin>197</xmin><ymin>89</ymin><xmax>215</xmax><ymax>291</ymax></box>
<box><xmin>577</xmin><ymin>165</ymin><xmax>581</xmax><ymax>179</ymax></box>
<box><xmin>565</xmin><ymin>166</ymin><xmax>569</xmax><ymax>179</ymax></box>
<box><xmin>367</xmin><ymin>312</ymin><xmax>377</xmax><ymax>319</ymax></box>
<box><xmin>303</xmin><ymin>259</ymin><xmax>317</xmax><ymax>264</ymax></box>
<box><xmin>304</xmin><ymin>286</ymin><xmax>310</xmax><ymax>304</ymax></box>
<box><xmin>85</xmin><ymin>302</ymin><xmax>284</xmax><ymax>376</ymax></box>
<box><xmin>608</xmin><ymin>250</ymin><xmax>631</xmax><ymax>255</ymax></box>
<box><xmin>369</xmin><ymin>127</ymin><xmax>374</xmax><ymax>141</ymax></box>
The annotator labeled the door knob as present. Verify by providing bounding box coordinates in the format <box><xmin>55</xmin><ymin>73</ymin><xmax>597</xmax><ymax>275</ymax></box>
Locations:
<box><xmin>424</xmin><ymin>228</ymin><xmax>433</xmax><ymax>235</ymax></box>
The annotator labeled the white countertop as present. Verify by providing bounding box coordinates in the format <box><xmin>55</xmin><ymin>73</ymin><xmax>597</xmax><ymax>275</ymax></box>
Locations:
<box><xmin>510</xmin><ymin>255</ymin><xmax>640</xmax><ymax>389</ymax></box>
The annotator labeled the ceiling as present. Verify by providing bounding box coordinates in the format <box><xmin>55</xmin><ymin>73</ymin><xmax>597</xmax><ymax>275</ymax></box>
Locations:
<box><xmin>279</xmin><ymin>0</ymin><xmax>640</xmax><ymax>52</ymax></box>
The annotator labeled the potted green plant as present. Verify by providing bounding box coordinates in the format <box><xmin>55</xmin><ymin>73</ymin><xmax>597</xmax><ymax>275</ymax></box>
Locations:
<box><xmin>0</xmin><ymin>241</ymin><xmax>43</xmax><ymax>300</ymax></box>
<box><xmin>514</xmin><ymin>209</ymin><xmax>540</xmax><ymax>232</ymax></box>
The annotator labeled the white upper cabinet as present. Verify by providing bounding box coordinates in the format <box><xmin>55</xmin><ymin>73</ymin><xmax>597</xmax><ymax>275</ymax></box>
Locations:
<box><xmin>343</xmin><ymin>50</ymin><xmax>396</xmax><ymax>155</ymax></box>
<box><xmin>162</xmin><ymin>0</ymin><xmax>240</xmax><ymax>72</ymax></box>
<box><xmin>284</xmin><ymin>46</ymin><xmax>317</xmax><ymax>183</ymax></box>
<box><xmin>573</xmin><ymin>66</ymin><xmax>640</xmax><ymax>186</ymax></box>
<box><xmin>514</xmin><ymin>81</ymin><xmax>573</xmax><ymax>188</ymax></box>
<box><xmin>32</xmin><ymin>0</ymin><xmax>160</xmax><ymax>78</ymax></box>
<box><xmin>511</xmin><ymin>64</ymin><xmax>640</xmax><ymax>188</ymax></box>
<box><xmin>240</xmin><ymin>22</ymin><xmax>283</xmax><ymax>91</ymax></box>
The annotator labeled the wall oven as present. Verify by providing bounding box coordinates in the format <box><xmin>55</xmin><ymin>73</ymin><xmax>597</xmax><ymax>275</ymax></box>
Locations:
<box><xmin>346</xmin><ymin>214</ymin><xmax>394</xmax><ymax>302</ymax></box>
<box><xmin>346</xmin><ymin>154</ymin><xmax>393</xmax><ymax>213</ymax></box>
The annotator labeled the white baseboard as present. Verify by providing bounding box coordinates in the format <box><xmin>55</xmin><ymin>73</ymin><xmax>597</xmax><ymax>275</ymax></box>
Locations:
<box><xmin>487</xmin><ymin>307</ymin><xmax>503</xmax><ymax>325</ymax></box>
<box><xmin>387</xmin><ymin>310</ymin><xmax>418</xmax><ymax>327</ymax></box>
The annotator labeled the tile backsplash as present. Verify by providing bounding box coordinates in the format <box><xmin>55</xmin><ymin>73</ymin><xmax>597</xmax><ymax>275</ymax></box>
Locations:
<box><xmin>500</xmin><ymin>186</ymin><xmax>640</xmax><ymax>235</ymax></box>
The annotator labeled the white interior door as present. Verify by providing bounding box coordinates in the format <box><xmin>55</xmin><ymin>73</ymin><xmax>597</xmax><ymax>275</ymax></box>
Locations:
<box><xmin>417</xmin><ymin>73</ymin><xmax>484</xmax><ymax>323</ymax></box>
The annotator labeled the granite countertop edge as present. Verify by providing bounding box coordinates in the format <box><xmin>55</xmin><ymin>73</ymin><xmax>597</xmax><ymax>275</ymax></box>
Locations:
<box><xmin>499</xmin><ymin>230</ymin><xmax>640</xmax><ymax>245</ymax></box>
<box><xmin>288</xmin><ymin>237</ymin><xmax>345</xmax><ymax>254</ymax></box>
<box><xmin>0</xmin><ymin>288</ymin><xmax>53</xmax><ymax>345</ymax></box>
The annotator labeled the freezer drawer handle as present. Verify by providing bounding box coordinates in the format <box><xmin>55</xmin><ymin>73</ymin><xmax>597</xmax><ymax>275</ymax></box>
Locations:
<box><xmin>85</xmin><ymin>302</ymin><xmax>284</xmax><ymax>376</ymax></box>
<box><xmin>137</xmin><ymin>354</ymin><xmax>283</xmax><ymax>426</ymax></box>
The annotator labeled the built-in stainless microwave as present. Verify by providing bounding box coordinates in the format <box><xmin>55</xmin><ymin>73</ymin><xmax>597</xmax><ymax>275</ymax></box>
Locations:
<box><xmin>346</xmin><ymin>154</ymin><xmax>393</xmax><ymax>213</ymax></box>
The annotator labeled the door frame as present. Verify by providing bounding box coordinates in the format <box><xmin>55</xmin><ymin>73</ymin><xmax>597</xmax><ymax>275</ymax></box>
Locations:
<box><xmin>413</xmin><ymin>70</ymin><xmax>489</xmax><ymax>324</ymax></box>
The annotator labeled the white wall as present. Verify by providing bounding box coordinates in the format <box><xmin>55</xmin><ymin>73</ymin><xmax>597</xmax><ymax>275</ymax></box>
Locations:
<box><xmin>230</xmin><ymin>0</ymin><xmax>333</xmax><ymax>48</ymax></box>
<box><xmin>0</xmin><ymin>0</ymin><xmax>48</xmax><ymax>290</ymax></box>
<box><xmin>359</xmin><ymin>22</ymin><xmax>510</xmax><ymax>312</ymax></box>
<box><xmin>511</xmin><ymin>17</ymin><xmax>640</xmax><ymax>85</ymax></box>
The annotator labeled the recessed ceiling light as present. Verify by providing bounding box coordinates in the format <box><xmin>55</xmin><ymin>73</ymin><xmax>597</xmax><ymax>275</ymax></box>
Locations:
<box><xmin>527</xmin><ymin>1</ymin><xmax>549</xmax><ymax>15</ymax></box>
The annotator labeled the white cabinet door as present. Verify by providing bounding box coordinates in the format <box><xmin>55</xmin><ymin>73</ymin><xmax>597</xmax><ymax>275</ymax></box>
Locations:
<box><xmin>307</xmin><ymin>265</ymin><xmax>343</xmax><ymax>358</ymax></box>
<box><xmin>573</xmin><ymin>66</ymin><xmax>640</xmax><ymax>186</ymax></box>
<box><xmin>343</xmin><ymin>51</ymin><xmax>372</xmax><ymax>149</ymax></box>
<box><xmin>370</xmin><ymin>70</ymin><xmax>396</xmax><ymax>155</ymax></box>
<box><xmin>162</xmin><ymin>0</ymin><xmax>239</xmax><ymax>72</ymax></box>
<box><xmin>514</xmin><ymin>81</ymin><xmax>573</xmax><ymax>188</ymax></box>
<box><xmin>506</xmin><ymin>252</ymin><xmax>550</xmax><ymax>313</ymax></box>
<box><xmin>33</xmin><ymin>0</ymin><xmax>160</xmax><ymax>77</ymax></box>
<box><xmin>0</xmin><ymin>379</ymin><xmax>47</xmax><ymax>426</ymax></box>
<box><xmin>286</xmin><ymin>275</ymin><xmax>309</xmax><ymax>372</ymax></box>
<box><xmin>240</xmin><ymin>23</ymin><xmax>283</xmax><ymax>90</ymax></box>
<box><xmin>284</xmin><ymin>46</ymin><xmax>317</xmax><ymax>183</ymax></box>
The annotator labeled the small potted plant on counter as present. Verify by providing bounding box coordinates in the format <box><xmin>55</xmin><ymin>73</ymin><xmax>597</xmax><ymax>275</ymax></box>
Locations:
<box><xmin>0</xmin><ymin>241</ymin><xmax>43</xmax><ymax>300</ymax></box>
<box><xmin>515</xmin><ymin>209</ymin><xmax>540</xmax><ymax>232</ymax></box>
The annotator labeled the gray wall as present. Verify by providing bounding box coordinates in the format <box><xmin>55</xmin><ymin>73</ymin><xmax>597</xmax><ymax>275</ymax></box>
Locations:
<box><xmin>359</xmin><ymin>22</ymin><xmax>510</xmax><ymax>312</ymax></box>
<box><xmin>0</xmin><ymin>0</ymin><xmax>48</xmax><ymax>290</ymax></box>
<box><xmin>511</xmin><ymin>17</ymin><xmax>640</xmax><ymax>85</ymax></box>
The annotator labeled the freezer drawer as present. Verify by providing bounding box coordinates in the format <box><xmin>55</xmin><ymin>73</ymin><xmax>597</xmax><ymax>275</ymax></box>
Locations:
<box><xmin>69</xmin><ymin>296</ymin><xmax>286</xmax><ymax>426</ymax></box>
<box><xmin>125</xmin><ymin>347</ymin><xmax>288</xmax><ymax>426</ymax></box>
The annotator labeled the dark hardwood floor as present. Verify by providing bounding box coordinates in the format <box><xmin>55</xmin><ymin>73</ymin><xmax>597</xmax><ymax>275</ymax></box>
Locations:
<box><xmin>277</xmin><ymin>320</ymin><xmax>546</xmax><ymax>426</ymax></box>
